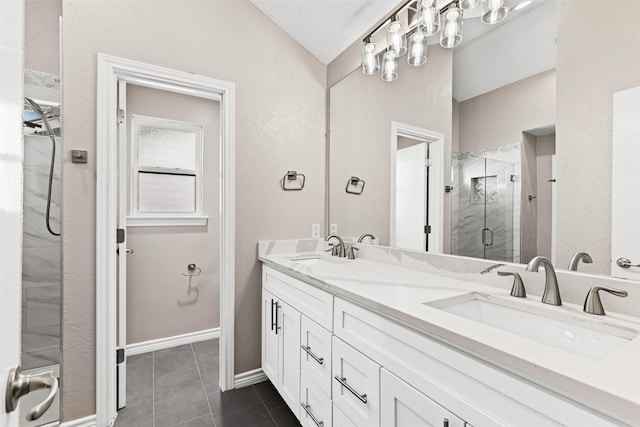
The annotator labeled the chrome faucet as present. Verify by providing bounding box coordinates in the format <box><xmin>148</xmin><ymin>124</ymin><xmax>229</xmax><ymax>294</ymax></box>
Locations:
<box><xmin>568</xmin><ymin>252</ymin><xmax>593</xmax><ymax>271</ymax></box>
<box><xmin>325</xmin><ymin>235</ymin><xmax>346</xmax><ymax>257</ymax></box>
<box><xmin>526</xmin><ymin>256</ymin><xmax>561</xmax><ymax>306</ymax></box>
<box><xmin>583</xmin><ymin>285</ymin><xmax>628</xmax><ymax>315</ymax></box>
<box><xmin>357</xmin><ymin>233</ymin><xmax>376</xmax><ymax>244</ymax></box>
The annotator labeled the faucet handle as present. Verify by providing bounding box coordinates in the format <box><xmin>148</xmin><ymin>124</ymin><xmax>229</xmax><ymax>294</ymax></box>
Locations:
<box><xmin>324</xmin><ymin>243</ymin><xmax>338</xmax><ymax>256</ymax></box>
<box><xmin>497</xmin><ymin>271</ymin><xmax>527</xmax><ymax>298</ymax></box>
<box><xmin>347</xmin><ymin>246</ymin><xmax>359</xmax><ymax>260</ymax></box>
<box><xmin>583</xmin><ymin>286</ymin><xmax>628</xmax><ymax>315</ymax></box>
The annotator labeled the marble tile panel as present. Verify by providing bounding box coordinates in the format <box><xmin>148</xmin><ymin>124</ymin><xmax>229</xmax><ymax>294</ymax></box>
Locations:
<box><xmin>25</xmin><ymin>285</ymin><xmax>60</xmax><ymax>328</ymax></box>
<box><xmin>23</xmin><ymin>165</ymin><xmax>61</xmax><ymax>208</ymax></box>
<box><xmin>22</xmin><ymin>246</ymin><xmax>61</xmax><ymax>288</ymax></box>
<box><xmin>22</xmin><ymin>205</ymin><xmax>61</xmax><ymax>248</ymax></box>
<box><xmin>24</xmin><ymin>136</ymin><xmax>62</xmax><ymax>168</ymax></box>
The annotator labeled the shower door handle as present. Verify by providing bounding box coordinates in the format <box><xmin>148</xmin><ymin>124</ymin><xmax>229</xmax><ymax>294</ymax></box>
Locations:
<box><xmin>5</xmin><ymin>366</ymin><xmax>59</xmax><ymax>421</ymax></box>
<box><xmin>482</xmin><ymin>228</ymin><xmax>494</xmax><ymax>247</ymax></box>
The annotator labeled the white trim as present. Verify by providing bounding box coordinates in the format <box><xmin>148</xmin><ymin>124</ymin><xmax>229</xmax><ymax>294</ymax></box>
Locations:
<box><xmin>390</xmin><ymin>122</ymin><xmax>444</xmax><ymax>253</ymax></box>
<box><xmin>126</xmin><ymin>328</ymin><xmax>220</xmax><ymax>356</ymax></box>
<box><xmin>96</xmin><ymin>54</ymin><xmax>236</xmax><ymax>427</ymax></box>
<box><xmin>126</xmin><ymin>216</ymin><xmax>208</xmax><ymax>227</ymax></box>
<box><xmin>59</xmin><ymin>414</ymin><xmax>97</xmax><ymax>427</ymax></box>
<box><xmin>234</xmin><ymin>368</ymin><xmax>268</xmax><ymax>389</ymax></box>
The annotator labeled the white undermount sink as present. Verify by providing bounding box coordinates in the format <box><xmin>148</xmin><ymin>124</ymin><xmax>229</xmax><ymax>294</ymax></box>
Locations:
<box><xmin>427</xmin><ymin>293</ymin><xmax>639</xmax><ymax>361</ymax></box>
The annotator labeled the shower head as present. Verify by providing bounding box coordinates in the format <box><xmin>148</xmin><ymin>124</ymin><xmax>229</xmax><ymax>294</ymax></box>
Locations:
<box><xmin>24</xmin><ymin>97</ymin><xmax>55</xmax><ymax>138</ymax></box>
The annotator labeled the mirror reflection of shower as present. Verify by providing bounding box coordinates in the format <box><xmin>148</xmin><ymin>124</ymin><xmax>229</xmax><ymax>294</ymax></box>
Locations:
<box><xmin>23</xmin><ymin>97</ymin><xmax>60</xmax><ymax>237</ymax></box>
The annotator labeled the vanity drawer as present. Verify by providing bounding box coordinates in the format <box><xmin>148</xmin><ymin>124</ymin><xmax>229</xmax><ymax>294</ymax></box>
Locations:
<box><xmin>300</xmin><ymin>371</ymin><xmax>332</xmax><ymax>427</ymax></box>
<box><xmin>263</xmin><ymin>266</ymin><xmax>333</xmax><ymax>330</ymax></box>
<box><xmin>301</xmin><ymin>315</ymin><xmax>332</xmax><ymax>397</ymax></box>
<box><xmin>332</xmin><ymin>403</ymin><xmax>358</xmax><ymax>427</ymax></box>
<box><xmin>332</xmin><ymin>336</ymin><xmax>380</xmax><ymax>427</ymax></box>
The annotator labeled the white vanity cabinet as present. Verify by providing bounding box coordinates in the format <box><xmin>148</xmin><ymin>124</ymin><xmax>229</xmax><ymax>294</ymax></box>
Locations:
<box><xmin>261</xmin><ymin>289</ymin><xmax>301</xmax><ymax>419</ymax></box>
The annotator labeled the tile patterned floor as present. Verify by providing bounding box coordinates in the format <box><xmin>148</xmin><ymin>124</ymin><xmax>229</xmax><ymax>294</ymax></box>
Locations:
<box><xmin>114</xmin><ymin>339</ymin><xmax>300</xmax><ymax>427</ymax></box>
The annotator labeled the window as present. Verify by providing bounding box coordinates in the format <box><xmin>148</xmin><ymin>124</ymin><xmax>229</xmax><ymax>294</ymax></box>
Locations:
<box><xmin>128</xmin><ymin>114</ymin><xmax>206</xmax><ymax>226</ymax></box>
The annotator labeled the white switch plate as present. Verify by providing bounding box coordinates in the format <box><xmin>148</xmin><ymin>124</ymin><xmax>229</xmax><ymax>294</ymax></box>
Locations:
<box><xmin>330</xmin><ymin>224</ymin><xmax>338</xmax><ymax>234</ymax></box>
<box><xmin>311</xmin><ymin>224</ymin><xmax>320</xmax><ymax>238</ymax></box>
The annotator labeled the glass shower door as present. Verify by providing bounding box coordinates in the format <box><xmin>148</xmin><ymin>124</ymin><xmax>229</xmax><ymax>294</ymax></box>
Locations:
<box><xmin>482</xmin><ymin>158</ymin><xmax>514</xmax><ymax>262</ymax></box>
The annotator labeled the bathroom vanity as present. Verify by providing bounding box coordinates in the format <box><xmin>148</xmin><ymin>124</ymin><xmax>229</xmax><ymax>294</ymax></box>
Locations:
<box><xmin>259</xmin><ymin>239</ymin><xmax>640</xmax><ymax>427</ymax></box>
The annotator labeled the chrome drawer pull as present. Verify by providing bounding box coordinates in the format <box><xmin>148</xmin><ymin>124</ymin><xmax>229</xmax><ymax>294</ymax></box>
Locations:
<box><xmin>334</xmin><ymin>376</ymin><xmax>367</xmax><ymax>404</ymax></box>
<box><xmin>301</xmin><ymin>402</ymin><xmax>324</xmax><ymax>427</ymax></box>
<box><xmin>301</xmin><ymin>345</ymin><xmax>324</xmax><ymax>365</ymax></box>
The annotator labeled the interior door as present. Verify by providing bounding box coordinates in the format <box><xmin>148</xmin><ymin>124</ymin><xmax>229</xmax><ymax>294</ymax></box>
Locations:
<box><xmin>395</xmin><ymin>142</ymin><xmax>428</xmax><ymax>251</ymax></box>
<box><xmin>611</xmin><ymin>85</ymin><xmax>640</xmax><ymax>279</ymax></box>
<box><xmin>1</xmin><ymin>0</ymin><xmax>24</xmax><ymax>425</ymax></box>
<box><xmin>116</xmin><ymin>81</ymin><xmax>128</xmax><ymax>409</ymax></box>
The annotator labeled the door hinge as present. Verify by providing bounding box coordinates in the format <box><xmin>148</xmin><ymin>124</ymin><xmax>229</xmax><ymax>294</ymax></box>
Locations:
<box><xmin>118</xmin><ymin>108</ymin><xmax>125</xmax><ymax>124</ymax></box>
<box><xmin>425</xmin><ymin>158</ymin><xmax>433</xmax><ymax>167</ymax></box>
<box><xmin>424</xmin><ymin>225</ymin><xmax>431</xmax><ymax>234</ymax></box>
<box><xmin>116</xmin><ymin>348</ymin><xmax>125</xmax><ymax>364</ymax></box>
<box><xmin>117</xmin><ymin>228</ymin><xmax>125</xmax><ymax>244</ymax></box>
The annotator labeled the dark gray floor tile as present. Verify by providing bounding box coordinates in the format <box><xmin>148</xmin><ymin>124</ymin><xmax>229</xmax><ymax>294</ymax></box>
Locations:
<box><xmin>174</xmin><ymin>414</ymin><xmax>216</xmax><ymax>427</ymax></box>
<box><xmin>192</xmin><ymin>339</ymin><xmax>219</xmax><ymax>355</ymax></box>
<box><xmin>114</xmin><ymin>354</ymin><xmax>153</xmax><ymax>426</ymax></box>
<box><xmin>254</xmin><ymin>381</ymin><xmax>286</xmax><ymax>411</ymax></box>
<box><xmin>209</xmin><ymin>386</ymin><xmax>276</xmax><ymax>427</ymax></box>
<box><xmin>154</xmin><ymin>368</ymin><xmax>210</xmax><ymax>427</ymax></box>
<box><xmin>200</xmin><ymin>367</ymin><xmax>220</xmax><ymax>395</ymax></box>
<box><xmin>270</xmin><ymin>405</ymin><xmax>300</xmax><ymax>427</ymax></box>
<box><xmin>154</xmin><ymin>344</ymin><xmax>196</xmax><ymax>377</ymax></box>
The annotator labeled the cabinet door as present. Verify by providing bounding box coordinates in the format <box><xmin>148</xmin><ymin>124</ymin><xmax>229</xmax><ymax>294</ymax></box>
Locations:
<box><xmin>301</xmin><ymin>315</ymin><xmax>332</xmax><ymax>397</ymax></box>
<box><xmin>262</xmin><ymin>290</ymin><xmax>279</xmax><ymax>387</ymax></box>
<box><xmin>333</xmin><ymin>403</ymin><xmax>358</xmax><ymax>427</ymax></box>
<box><xmin>279</xmin><ymin>300</ymin><xmax>301</xmax><ymax>420</ymax></box>
<box><xmin>332</xmin><ymin>337</ymin><xmax>380</xmax><ymax>427</ymax></box>
<box><xmin>381</xmin><ymin>369</ymin><xmax>466</xmax><ymax>427</ymax></box>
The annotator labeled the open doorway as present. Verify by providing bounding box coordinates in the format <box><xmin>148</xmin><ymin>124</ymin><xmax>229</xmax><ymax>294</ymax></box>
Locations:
<box><xmin>390</xmin><ymin>122</ymin><xmax>444</xmax><ymax>253</ymax></box>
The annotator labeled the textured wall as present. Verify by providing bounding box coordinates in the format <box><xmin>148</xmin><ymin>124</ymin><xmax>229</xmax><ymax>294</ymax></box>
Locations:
<box><xmin>125</xmin><ymin>85</ymin><xmax>221</xmax><ymax>345</ymax></box>
<box><xmin>536</xmin><ymin>134</ymin><xmax>555</xmax><ymax>259</ymax></box>
<box><xmin>61</xmin><ymin>0</ymin><xmax>326</xmax><ymax>420</ymax></box>
<box><xmin>25</xmin><ymin>0</ymin><xmax>61</xmax><ymax>74</ymax></box>
<box><xmin>328</xmin><ymin>46</ymin><xmax>453</xmax><ymax>248</ymax></box>
<box><xmin>458</xmin><ymin>69</ymin><xmax>556</xmax><ymax>153</ymax></box>
<box><xmin>556</xmin><ymin>0</ymin><xmax>640</xmax><ymax>274</ymax></box>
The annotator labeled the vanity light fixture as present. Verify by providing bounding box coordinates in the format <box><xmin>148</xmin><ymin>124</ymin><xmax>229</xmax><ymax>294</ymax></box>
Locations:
<box><xmin>361</xmin><ymin>0</ymin><xmax>515</xmax><ymax>80</ymax></box>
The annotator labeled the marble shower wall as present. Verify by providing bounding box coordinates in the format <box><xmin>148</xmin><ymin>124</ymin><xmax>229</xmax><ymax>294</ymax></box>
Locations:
<box><xmin>22</xmin><ymin>70</ymin><xmax>61</xmax><ymax>370</ymax></box>
<box><xmin>451</xmin><ymin>143</ymin><xmax>521</xmax><ymax>263</ymax></box>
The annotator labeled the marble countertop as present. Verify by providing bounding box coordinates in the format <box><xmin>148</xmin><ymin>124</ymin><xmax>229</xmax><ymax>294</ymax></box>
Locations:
<box><xmin>258</xmin><ymin>249</ymin><xmax>640</xmax><ymax>424</ymax></box>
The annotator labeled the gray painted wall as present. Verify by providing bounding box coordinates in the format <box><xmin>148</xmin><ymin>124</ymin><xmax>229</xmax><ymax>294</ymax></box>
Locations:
<box><xmin>556</xmin><ymin>0</ymin><xmax>640</xmax><ymax>274</ymax></box>
<box><xmin>61</xmin><ymin>0</ymin><xmax>326</xmax><ymax>420</ymax></box>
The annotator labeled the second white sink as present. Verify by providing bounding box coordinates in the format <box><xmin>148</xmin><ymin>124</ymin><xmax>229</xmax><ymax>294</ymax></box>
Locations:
<box><xmin>427</xmin><ymin>293</ymin><xmax>638</xmax><ymax>361</ymax></box>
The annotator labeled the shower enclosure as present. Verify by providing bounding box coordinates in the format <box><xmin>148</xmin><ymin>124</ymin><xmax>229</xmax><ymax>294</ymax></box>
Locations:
<box><xmin>21</xmin><ymin>70</ymin><xmax>62</xmax><ymax>426</ymax></box>
<box><xmin>451</xmin><ymin>152</ymin><xmax>516</xmax><ymax>262</ymax></box>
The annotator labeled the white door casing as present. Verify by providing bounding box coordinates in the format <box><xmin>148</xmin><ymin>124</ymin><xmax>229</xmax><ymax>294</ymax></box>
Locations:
<box><xmin>390</xmin><ymin>122</ymin><xmax>444</xmax><ymax>253</ymax></box>
<box><xmin>96</xmin><ymin>54</ymin><xmax>236</xmax><ymax>426</ymax></box>
<box><xmin>0</xmin><ymin>0</ymin><xmax>24</xmax><ymax>425</ymax></box>
<box><xmin>611</xmin><ymin>85</ymin><xmax>640</xmax><ymax>279</ymax></box>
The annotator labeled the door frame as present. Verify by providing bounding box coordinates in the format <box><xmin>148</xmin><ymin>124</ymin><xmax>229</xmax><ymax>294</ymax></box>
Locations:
<box><xmin>0</xmin><ymin>0</ymin><xmax>24</xmax><ymax>425</ymax></box>
<box><xmin>96</xmin><ymin>54</ymin><xmax>236</xmax><ymax>426</ymax></box>
<box><xmin>389</xmin><ymin>121</ymin><xmax>444</xmax><ymax>253</ymax></box>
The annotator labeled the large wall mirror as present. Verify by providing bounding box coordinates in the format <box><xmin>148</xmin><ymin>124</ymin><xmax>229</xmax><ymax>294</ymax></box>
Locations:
<box><xmin>328</xmin><ymin>0</ymin><xmax>632</xmax><ymax>277</ymax></box>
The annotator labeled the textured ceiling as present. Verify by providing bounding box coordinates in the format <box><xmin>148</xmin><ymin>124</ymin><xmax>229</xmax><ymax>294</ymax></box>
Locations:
<box><xmin>250</xmin><ymin>0</ymin><xmax>403</xmax><ymax>64</ymax></box>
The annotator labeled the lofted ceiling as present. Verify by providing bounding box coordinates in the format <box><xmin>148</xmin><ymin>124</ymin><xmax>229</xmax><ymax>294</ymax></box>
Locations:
<box><xmin>250</xmin><ymin>0</ymin><xmax>557</xmax><ymax>100</ymax></box>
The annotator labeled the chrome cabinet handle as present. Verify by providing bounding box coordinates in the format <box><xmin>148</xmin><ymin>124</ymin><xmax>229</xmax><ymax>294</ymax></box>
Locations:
<box><xmin>616</xmin><ymin>257</ymin><xmax>640</xmax><ymax>268</ymax></box>
<box><xmin>6</xmin><ymin>366</ymin><xmax>58</xmax><ymax>421</ymax></box>
<box><xmin>334</xmin><ymin>376</ymin><xmax>367</xmax><ymax>404</ymax></box>
<box><xmin>271</xmin><ymin>299</ymin><xmax>276</xmax><ymax>331</ymax></box>
<box><xmin>301</xmin><ymin>402</ymin><xmax>324</xmax><ymax>427</ymax></box>
<box><xmin>301</xmin><ymin>345</ymin><xmax>324</xmax><ymax>365</ymax></box>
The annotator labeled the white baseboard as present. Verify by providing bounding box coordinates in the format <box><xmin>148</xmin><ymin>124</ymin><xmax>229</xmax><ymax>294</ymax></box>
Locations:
<box><xmin>126</xmin><ymin>328</ymin><xmax>220</xmax><ymax>356</ymax></box>
<box><xmin>59</xmin><ymin>414</ymin><xmax>96</xmax><ymax>427</ymax></box>
<box><xmin>234</xmin><ymin>368</ymin><xmax>267</xmax><ymax>389</ymax></box>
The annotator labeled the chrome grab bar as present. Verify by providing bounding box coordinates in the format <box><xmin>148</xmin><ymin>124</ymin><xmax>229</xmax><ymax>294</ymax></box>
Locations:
<box><xmin>5</xmin><ymin>366</ymin><xmax>58</xmax><ymax>421</ymax></box>
<box><xmin>334</xmin><ymin>376</ymin><xmax>367</xmax><ymax>404</ymax></box>
<box><xmin>301</xmin><ymin>345</ymin><xmax>324</xmax><ymax>365</ymax></box>
<box><xmin>301</xmin><ymin>402</ymin><xmax>324</xmax><ymax>427</ymax></box>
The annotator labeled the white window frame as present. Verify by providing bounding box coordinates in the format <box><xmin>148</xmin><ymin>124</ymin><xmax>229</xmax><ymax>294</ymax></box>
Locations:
<box><xmin>128</xmin><ymin>114</ymin><xmax>207</xmax><ymax>226</ymax></box>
